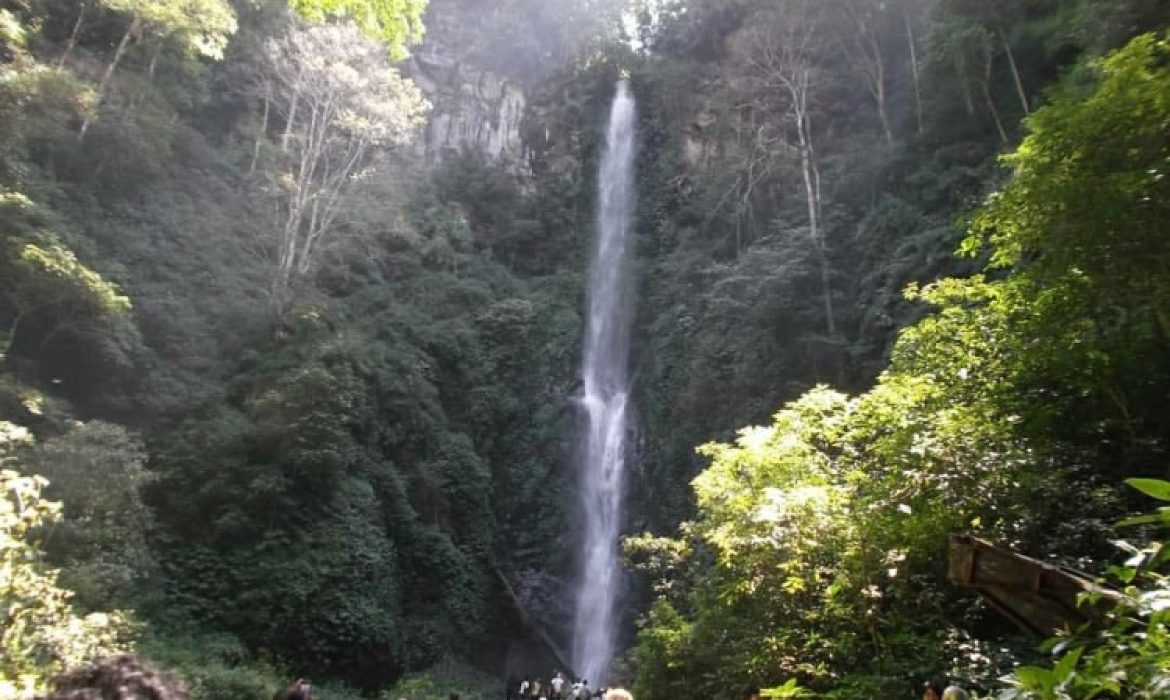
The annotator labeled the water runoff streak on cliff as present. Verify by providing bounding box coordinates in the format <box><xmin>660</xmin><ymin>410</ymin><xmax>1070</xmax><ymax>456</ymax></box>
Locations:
<box><xmin>572</xmin><ymin>80</ymin><xmax>636</xmax><ymax>685</ymax></box>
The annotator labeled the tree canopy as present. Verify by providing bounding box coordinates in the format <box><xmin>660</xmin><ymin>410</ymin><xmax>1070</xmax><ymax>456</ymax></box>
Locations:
<box><xmin>288</xmin><ymin>0</ymin><xmax>427</xmax><ymax>58</ymax></box>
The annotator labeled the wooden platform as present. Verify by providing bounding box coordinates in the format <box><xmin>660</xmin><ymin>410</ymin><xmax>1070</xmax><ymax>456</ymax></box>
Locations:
<box><xmin>948</xmin><ymin>534</ymin><xmax>1122</xmax><ymax>637</ymax></box>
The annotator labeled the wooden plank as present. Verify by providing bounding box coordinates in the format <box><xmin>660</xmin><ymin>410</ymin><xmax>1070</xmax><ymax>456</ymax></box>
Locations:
<box><xmin>947</xmin><ymin>534</ymin><xmax>1121</xmax><ymax>637</ymax></box>
<box><xmin>947</xmin><ymin>536</ymin><xmax>977</xmax><ymax>585</ymax></box>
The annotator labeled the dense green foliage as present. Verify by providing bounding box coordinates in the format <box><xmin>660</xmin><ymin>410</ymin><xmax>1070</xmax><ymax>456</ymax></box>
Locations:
<box><xmin>287</xmin><ymin>0</ymin><xmax>425</xmax><ymax>57</ymax></box>
<box><xmin>3</xmin><ymin>0</ymin><xmax>1170</xmax><ymax>696</ymax></box>
<box><xmin>0</xmin><ymin>0</ymin><xmax>599</xmax><ymax>693</ymax></box>
<box><xmin>1</xmin><ymin>428</ymin><xmax>138</xmax><ymax>699</ymax></box>
<box><xmin>627</xmin><ymin>0</ymin><xmax>1170</xmax><ymax>534</ymax></box>
<box><xmin>627</xmin><ymin>17</ymin><xmax>1170</xmax><ymax>700</ymax></box>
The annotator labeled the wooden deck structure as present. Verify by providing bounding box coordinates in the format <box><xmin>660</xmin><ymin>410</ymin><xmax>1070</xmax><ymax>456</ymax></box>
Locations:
<box><xmin>947</xmin><ymin>534</ymin><xmax>1123</xmax><ymax>637</ymax></box>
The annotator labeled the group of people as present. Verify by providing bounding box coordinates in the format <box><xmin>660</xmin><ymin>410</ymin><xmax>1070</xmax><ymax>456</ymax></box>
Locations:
<box><xmin>33</xmin><ymin>655</ymin><xmax>975</xmax><ymax>700</ymax></box>
<box><xmin>511</xmin><ymin>671</ymin><xmax>629</xmax><ymax>700</ymax></box>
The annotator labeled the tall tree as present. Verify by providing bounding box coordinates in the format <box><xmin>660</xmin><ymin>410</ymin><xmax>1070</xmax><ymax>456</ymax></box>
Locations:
<box><xmin>970</xmin><ymin>31</ymin><xmax>1170</xmax><ymax>339</ymax></box>
<box><xmin>0</xmin><ymin>190</ymin><xmax>133</xmax><ymax>363</ymax></box>
<box><xmin>899</xmin><ymin>0</ymin><xmax>937</xmax><ymax>135</ymax></box>
<box><xmin>942</xmin><ymin>0</ymin><xmax>1036</xmax><ymax>115</ymax></box>
<box><xmin>77</xmin><ymin>0</ymin><xmax>237</xmax><ymax>139</ymax></box>
<box><xmin>728</xmin><ymin>1</ymin><xmax>836</xmax><ymax>335</ymax></box>
<box><xmin>252</xmin><ymin>20</ymin><xmax>428</xmax><ymax>303</ymax></box>
<box><xmin>832</xmin><ymin>0</ymin><xmax>895</xmax><ymax>145</ymax></box>
<box><xmin>927</xmin><ymin>15</ymin><xmax>1008</xmax><ymax>141</ymax></box>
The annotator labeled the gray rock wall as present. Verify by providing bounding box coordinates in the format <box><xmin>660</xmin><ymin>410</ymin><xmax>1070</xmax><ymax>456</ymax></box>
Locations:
<box><xmin>410</xmin><ymin>52</ymin><xmax>527</xmax><ymax>165</ymax></box>
<box><xmin>408</xmin><ymin>0</ymin><xmax>529</xmax><ymax>173</ymax></box>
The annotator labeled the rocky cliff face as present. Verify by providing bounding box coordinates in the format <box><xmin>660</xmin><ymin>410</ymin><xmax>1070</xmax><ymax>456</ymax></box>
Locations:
<box><xmin>410</xmin><ymin>52</ymin><xmax>527</xmax><ymax>166</ymax></box>
<box><xmin>408</xmin><ymin>0</ymin><xmax>528</xmax><ymax>172</ymax></box>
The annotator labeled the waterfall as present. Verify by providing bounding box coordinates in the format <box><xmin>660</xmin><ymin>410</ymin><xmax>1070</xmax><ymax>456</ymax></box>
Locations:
<box><xmin>572</xmin><ymin>80</ymin><xmax>636</xmax><ymax>686</ymax></box>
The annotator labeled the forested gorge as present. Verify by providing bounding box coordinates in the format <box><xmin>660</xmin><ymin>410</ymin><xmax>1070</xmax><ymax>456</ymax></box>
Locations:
<box><xmin>2</xmin><ymin>0</ymin><xmax>1170</xmax><ymax>698</ymax></box>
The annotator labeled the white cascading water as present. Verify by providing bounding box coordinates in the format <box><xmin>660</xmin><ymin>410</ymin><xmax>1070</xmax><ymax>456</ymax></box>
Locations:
<box><xmin>572</xmin><ymin>80</ymin><xmax>636</xmax><ymax>686</ymax></box>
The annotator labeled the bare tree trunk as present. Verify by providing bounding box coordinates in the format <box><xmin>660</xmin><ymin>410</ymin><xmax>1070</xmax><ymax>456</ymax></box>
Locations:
<box><xmin>998</xmin><ymin>28</ymin><xmax>1030</xmax><ymax>115</ymax></box>
<box><xmin>272</xmin><ymin>207</ymin><xmax>299</xmax><ymax>305</ymax></box>
<box><xmin>981</xmin><ymin>53</ymin><xmax>1008</xmax><ymax>143</ymax></box>
<box><xmin>58</xmin><ymin>0</ymin><xmax>88</xmax><ymax>68</ymax></box>
<box><xmin>122</xmin><ymin>40</ymin><xmax>163</xmax><ymax>113</ymax></box>
<box><xmin>78</xmin><ymin>16</ymin><xmax>140</xmax><ymax>141</ymax></box>
<box><xmin>874</xmin><ymin>63</ymin><xmax>892</xmax><ymax>146</ymax></box>
<box><xmin>955</xmin><ymin>53</ymin><xmax>976</xmax><ymax>117</ymax></box>
<box><xmin>1</xmin><ymin>310</ymin><xmax>26</xmax><ymax>362</ymax></box>
<box><xmin>838</xmin><ymin>0</ymin><xmax>893</xmax><ymax>145</ymax></box>
<box><xmin>1155</xmin><ymin>304</ymin><xmax>1170</xmax><ymax>342</ymax></box>
<box><xmin>147</xmin><ymin>41</ymin><xmax>162</xmax><ymax>80</ymax></box>
<box><xmin>279</xmin><ymin>198</ymin><xmax>301</xmax><ymax>278</ymax></box>
<box><xmin>2</xmin><ymin>296</ymin><xmax>67</xmax><ymax>361</ymax></box>
<box><xmin>862</xmin><ymin>15</ymin><xmax>893</xmax><ymax>146</ymax></box>
<box><xmin>260</xmin><ymin>24</ymin><xmax>415</xmax><ymax>303</ymax></box>
<box><xmin>298</xmin><ymin>198</ymin><xmax>322</xmax><ymax>275</ymax></box>
<box><xmin>791</xmin><ymin>73</ymin><xmax>835</xmax><ymax>336</ymax></box>
<box><xmin>862</xmin><ymin>23</ymin><xmax>893</xmax><ymax>145</ymax></box>
<box><xmin>250</xmin><ymin>97</ymin><xmax>269</xmax><ymax>175</ymax></box>
<box><xmin>281</xmin><ymin>90</ymin><xmax>299</xmax><ymax>151</ymax></box>
<box><xmin>903</xmin><ymin>2</ymin><xmax>924</xmax><ymax>135</ymax></box>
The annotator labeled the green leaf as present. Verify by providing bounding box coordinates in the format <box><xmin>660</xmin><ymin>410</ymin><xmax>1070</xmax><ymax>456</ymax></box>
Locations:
<box><xmin>1116</xmin><ymin>511</ymin><xmax>1170</xmax><ymax>528</ymax></box>
<box><xmin>1052</xmin><ymin>646</ymin><xmax>1083</xmax><ymax>683</ymax></box>
<box><xmin>1014</xmin><ymin>666</ymin><xmax>1055</xmax><ymax>692</ymax></box>
<box><xmin>1125</xmin><ymin>479</ymin><xmax>1170</xmax><ymax>502</ymax></box>
<box><xmin>1107</xmin><ymin>565</ymin><xmax>1137</xmax><ymax>584</ymax></box>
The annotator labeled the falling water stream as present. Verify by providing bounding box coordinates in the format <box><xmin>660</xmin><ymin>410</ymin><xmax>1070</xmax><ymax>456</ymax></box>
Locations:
<box><xmin>572</xmin><ymin>80</ymin><xmax>636</xmax><ymax>686</ymax></box>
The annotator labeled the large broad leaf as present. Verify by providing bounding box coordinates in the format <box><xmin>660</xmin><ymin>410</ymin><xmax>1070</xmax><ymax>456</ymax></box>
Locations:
<box><xmin>1116</xmin><ymin>509</ymin><xmax>1170</xmax><ymax>528</ymax></box>
<box><xmin>1052</xmin><ymin>646</ymin><xmax>1083</xmax><ymax>684</ymax></box>
<box><xmin>1012</xmin><ymin>666</ymin><xmax>1056</xmax><ymax>693</ymax></box>
<box><xmin>1125</xmin><ymin>478</ymin><xmax>1170</xmax><ymax>503</ymax></box>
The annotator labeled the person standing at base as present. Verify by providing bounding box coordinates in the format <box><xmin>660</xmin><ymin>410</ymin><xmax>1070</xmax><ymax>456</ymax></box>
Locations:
<box><xmin>602</xmin><ymin>689</ymin><xmax>632</xmax><ymax>700</ymax></box>
<box><xmin>941</xmin><ymin>683</ymin><xmax>970</xmax><ymax>700</ymax></box>
<box><xmin>922</xmin><ymin>681</ymin><xmax>941</xmax><ymax>700</ymax></box>
<box><xmin>275</xmin><ymin>678</ymin><xmax>312</xmax><ymax>700</ymax></box>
